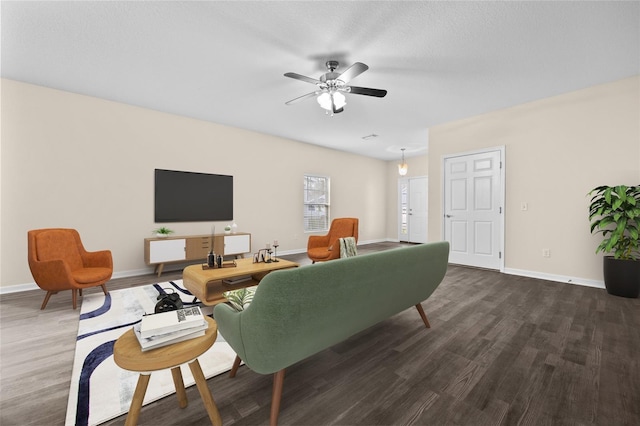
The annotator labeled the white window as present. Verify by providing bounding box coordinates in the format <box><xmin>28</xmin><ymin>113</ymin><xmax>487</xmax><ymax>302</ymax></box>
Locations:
<box><xmin>304</xmin><ymin>175</ymin><xmax>330</xmax><ymax>232</ymax></box>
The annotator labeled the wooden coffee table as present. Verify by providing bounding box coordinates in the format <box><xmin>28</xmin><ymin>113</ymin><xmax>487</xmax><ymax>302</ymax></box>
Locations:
<box><xmin>183</xmin><ymin>258</ymin><xmax>298</xmax><ymax>306</ymax></box>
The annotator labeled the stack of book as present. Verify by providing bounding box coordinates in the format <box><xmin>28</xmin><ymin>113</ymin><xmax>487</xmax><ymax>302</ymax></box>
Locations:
<box><xmin>133</xmin><ymin>306</ymin><xmax>208</xmax><ymax>351</ymax></box>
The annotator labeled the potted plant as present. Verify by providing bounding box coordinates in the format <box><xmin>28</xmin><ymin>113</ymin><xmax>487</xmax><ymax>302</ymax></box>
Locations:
<box><xmin>224</xmin><ymin>225</ymin><xmax>231</xmax><ymax>235</ymax></box>
<box><xmin>153</xmin><ymin>227</ymin><xmax>174</xmax><ymax>238</ymax></box>
<box><xmin>588</xmin><ymin>185</ymin><xmax>640</xmax><ymax>298</ymax></box>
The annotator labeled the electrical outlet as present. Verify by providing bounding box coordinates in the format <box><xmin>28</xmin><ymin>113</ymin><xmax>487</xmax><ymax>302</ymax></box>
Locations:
<box><xmin>542</xmin><ymin>249</ymin><xmax>550</xmax><ymax>258</ymax></box>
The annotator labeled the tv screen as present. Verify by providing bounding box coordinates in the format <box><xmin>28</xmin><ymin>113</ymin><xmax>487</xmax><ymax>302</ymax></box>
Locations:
<box><xmin>154</xmin><ymin>169</ymin><xmax>233</xmax><ymax>222</ymax></box>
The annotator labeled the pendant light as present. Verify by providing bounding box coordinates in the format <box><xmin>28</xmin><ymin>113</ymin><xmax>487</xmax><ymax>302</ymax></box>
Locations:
<box><xmin>398</xmin><ymin>148</ymin><xmax>408</xmax><ymax>176</ymax></box>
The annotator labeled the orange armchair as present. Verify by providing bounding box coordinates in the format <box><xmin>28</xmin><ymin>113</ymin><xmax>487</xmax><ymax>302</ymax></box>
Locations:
<box><xmin>27</xmin><ymin>228</ymin><xmax>112</xmax><ymax>310</ymax></box>
<box><xmin>307</xmin><ymin>218</ymin><xmax>359</xmax><ymax>263</ymax></box>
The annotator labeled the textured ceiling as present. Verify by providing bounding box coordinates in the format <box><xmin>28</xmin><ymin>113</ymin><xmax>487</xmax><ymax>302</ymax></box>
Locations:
<box><xmin>2</xmin><ymin>1</ymin><xmax>639</xmax><ymax>160</ymax></box>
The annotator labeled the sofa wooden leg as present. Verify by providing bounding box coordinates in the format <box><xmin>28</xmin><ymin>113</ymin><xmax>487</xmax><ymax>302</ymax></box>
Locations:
<box><xmin>415</xmin><ymin>303</ymin><xmax>431</xmax><ymax>328</ymax></box>
<box><xmin>270</xmin><ymin>369</ymin><xmax>285</xmax><ymax>426</ymax></box>
<box><xmin>72</xmin><ymin>289</ymin><xmax>78</xmax><ymax>310</ymax></box>
<box><xmin>229</xmin><ymin>355</ymin><xmax>242</xmax><ymax>378</ymax></box>
<box><xmin>40</xmin><ymin>291</ymin><xmax>54</xmax><ymax>310</ymax></box>
<box><xmin>101</xmin><ymin>284</ymin><xmax>108</xmax><ymax>295</ymax></box>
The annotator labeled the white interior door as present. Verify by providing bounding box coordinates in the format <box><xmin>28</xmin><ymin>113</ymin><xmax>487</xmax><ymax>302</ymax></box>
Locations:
<box><xmin>398</xmin><ymin>177</ymin><xmax>428</xmax><ymax>243</ymax></box>
<box><xmin>409</xmin><ymin>177</ymin><xmax>428</xmax><ymax>243</ymax></box>
<box><xmin>443</xmin><ymin>149</ymin><xmax>503</xmax><ymax>270</ymax></box>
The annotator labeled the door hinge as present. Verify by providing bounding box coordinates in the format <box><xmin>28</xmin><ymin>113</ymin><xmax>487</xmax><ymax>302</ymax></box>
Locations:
<box><xmin>499</xmin><ymin>206</ymin><xmax>502</xmax><ymax>214</ymax></box>
<box><xmin>499</xmin><ymin>251</ymin><xmax>502</xmax><ymax>259</ymax></box>
<box><xmin>500</xmin><ymin>161</ymin><xmax>503</xmax><ymax>169</ymax></box>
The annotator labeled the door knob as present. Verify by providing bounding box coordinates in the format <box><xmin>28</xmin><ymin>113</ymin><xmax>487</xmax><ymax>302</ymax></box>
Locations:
<box><xmin>445</xmin><ymin>214</ymin><xmax>452</xmax><ymax>218</ymax></box>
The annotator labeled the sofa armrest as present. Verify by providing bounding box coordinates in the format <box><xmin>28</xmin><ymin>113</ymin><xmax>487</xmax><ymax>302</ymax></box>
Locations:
<box><xmin>213</xmin><ymin>303</ymin><xmax>247</xmax><ymax>362</ymax></box>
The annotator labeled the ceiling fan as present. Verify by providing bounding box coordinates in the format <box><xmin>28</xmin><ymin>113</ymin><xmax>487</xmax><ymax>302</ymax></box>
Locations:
<box><xmin>284</xmin><ymin>60</ymin><xmax>387</xmax><ymax>115</ymax></box>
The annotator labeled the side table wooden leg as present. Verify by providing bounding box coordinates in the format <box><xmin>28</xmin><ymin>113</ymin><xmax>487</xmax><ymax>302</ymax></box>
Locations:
<box><xmin>125</xmin><ymin>373</ymin><xmax>151</xmax><ymax>426</ymax></box>
<box><xmin>188</xmin><ymin>358</ymin><xmax>222</xmax><ymax>426</ymax></box>
<box><xmin>171</xmin><ymin>366</ymin><xmax>188</xmax><ymax>408</ymax></box>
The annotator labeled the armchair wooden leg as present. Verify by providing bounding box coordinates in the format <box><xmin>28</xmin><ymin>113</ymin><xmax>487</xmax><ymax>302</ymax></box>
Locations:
<box><xmin>100</xmin><ymin>284</ymin><xmax>108</xmax><ymax>295</ymax></box>
<box><xmin>229</xmin><ymin>355</ymin><xmax>242</xmax><ymax>378</ymax></box>
<box><xmin>72</xmin><ymin>289</ymin><xmax>78</xmax><ymax>310</ymax></box>
<box><xmin>415</xmin><ymin>303</ymin><xmax>431</xmax><ymax>328</ymax></box>
<box><xmin>270</xmin><ymin>369</ymin><xmax>285</xmax><ymax>426</ymax></box>
<box><xmin>40</xmin><ymin>291</ymin><xmax>54</xmax><ymax>310</ymax></box>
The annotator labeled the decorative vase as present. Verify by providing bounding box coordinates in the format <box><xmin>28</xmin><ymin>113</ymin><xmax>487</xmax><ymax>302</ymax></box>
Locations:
<box><xmin>603</xmin><ymin>256</ymin><xmax>640</xmax><ymax>298</ymax></box>
<box><xmin>156</xmin><ymin>233</ymin><xmax>168</xmax><ymax>238</ymax></box>
<box><xmin>231</xmin><ymin>222</ymin><xmax>238</xmax><ymax>234</ymax></box>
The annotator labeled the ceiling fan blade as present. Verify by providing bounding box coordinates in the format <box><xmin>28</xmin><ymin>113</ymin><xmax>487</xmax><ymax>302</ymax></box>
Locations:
<box><xmin>284</xmin><ymin>72</ymin><xmax>321</xmax><ymax>85</ymax></box>
<box><xmin>285</xmin><ymin>91</ymin><xmax>319</xmax><ymax>105</ymax></box>
<box><xmin>348</xmin><ymin>86</ymin><xmax>388</xmax><ymax>98</ymax></box>
<box><xmin>336</xmin><ymin>62</ymin><xmax>368</xmax><ymax>83</ymax></box>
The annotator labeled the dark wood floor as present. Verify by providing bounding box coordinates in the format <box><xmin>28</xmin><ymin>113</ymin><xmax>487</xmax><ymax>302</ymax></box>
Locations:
<box><xmin>1</xmin><ymin>242</ymin><xmax>639</xmax><ymax>425</ymax></box>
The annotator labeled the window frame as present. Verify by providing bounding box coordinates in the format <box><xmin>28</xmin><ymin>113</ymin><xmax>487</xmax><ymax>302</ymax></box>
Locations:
<box><xmin>303</xmin><ymin>174</ymin><xmax>330</xmax><ymax>233</ymax></box>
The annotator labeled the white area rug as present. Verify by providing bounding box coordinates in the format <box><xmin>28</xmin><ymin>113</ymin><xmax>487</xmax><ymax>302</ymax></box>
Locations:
<box><xmin>65</xmin><ymin>280</ymin><xmax>237</xmax><ymax>426</ymax></box>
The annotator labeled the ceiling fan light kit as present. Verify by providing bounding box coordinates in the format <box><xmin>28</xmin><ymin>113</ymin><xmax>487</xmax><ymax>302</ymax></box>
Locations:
<box><xmin>317</xmin><ymin>91</ymin><xmax>346</xmax><ymax>112</ymax></box>
<box><xmin>285</xmin><ymin>60</ymin><xmax>387</xmax><ymax>115</ymax></box>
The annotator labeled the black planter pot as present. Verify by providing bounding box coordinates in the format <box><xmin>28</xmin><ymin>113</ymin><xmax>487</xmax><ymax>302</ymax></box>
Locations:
<box><xmin>603</xmin><ymin>256</ymin><xmax>640</xmax><ymax>298</ymax></box>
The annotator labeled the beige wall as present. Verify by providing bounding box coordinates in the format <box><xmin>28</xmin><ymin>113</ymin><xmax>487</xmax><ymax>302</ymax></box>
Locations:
<box><xmin>1</xmin><ymin>79</ymin><xmax>392</xmax><ymax>288</ymax></box>
<box><xmin>428</xmin><ymin>76</ymin><xmax>640</xmax><ymax>284</ymax></box>
<box><xmin>5</xmin><ymin>76</ymin><xmax>637</xmax><ymax>289</ymax></box>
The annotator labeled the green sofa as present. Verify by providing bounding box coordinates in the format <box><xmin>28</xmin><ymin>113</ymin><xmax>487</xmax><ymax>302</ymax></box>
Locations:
<box><xmin>214</xmin><ymin>241</ymin><xmax>450</xmax><ymax>425</ymax></box>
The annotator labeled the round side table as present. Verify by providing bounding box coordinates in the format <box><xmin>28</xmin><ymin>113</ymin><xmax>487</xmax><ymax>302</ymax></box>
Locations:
<box><xmin>113</xmin><ymin>316</ymin><xmax>222</xmax><ymax>426</ymax></box>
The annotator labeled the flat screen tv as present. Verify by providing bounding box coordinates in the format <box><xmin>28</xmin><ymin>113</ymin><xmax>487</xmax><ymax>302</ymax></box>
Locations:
<box><xmin>154</xmin><ymin>169</ymin><xmax>233</xmax><ymax>222</ymax></box>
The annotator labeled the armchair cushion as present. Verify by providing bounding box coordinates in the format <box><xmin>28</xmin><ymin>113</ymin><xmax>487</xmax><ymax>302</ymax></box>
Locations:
<box><xmin>72</xmin><ymin>267</ymin><xmax>113</xmax><ymax>284</ymax></box>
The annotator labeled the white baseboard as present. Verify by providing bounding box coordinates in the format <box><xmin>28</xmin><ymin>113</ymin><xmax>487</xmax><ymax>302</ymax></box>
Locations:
<box><xmin>1</xmin><ymin>282</ymin><xmax>40</xmax><ymax>294</ymax></box>
<box><xmin>0</xmin><ymin>267</ymin><xmax>157</xmax><ymax>295</ymax></box>
<box><xmin>0</xmin><ymin>239</ymin><xmax>402</xmax><ymax>295</ymax></box>
<box><xmin>503</xmin><ymin>268</ymin><xmax>605</xmax><ymax>289</ymax></box>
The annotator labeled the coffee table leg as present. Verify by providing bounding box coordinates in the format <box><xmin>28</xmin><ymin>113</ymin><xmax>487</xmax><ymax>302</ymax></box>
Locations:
<box><xmin>125</xmin><ymin>373</ymin><xmax>150</xmax><ymax>426</ymax></box>
<box><xmin>188</xmin><ymin>358</ymin><xmax>222</xmax><ymax>426</ymax></box>
<box><xmin>171</xmin><ymin>366</ymin><xmax>188</xmax><ymax>408</ymax></box>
